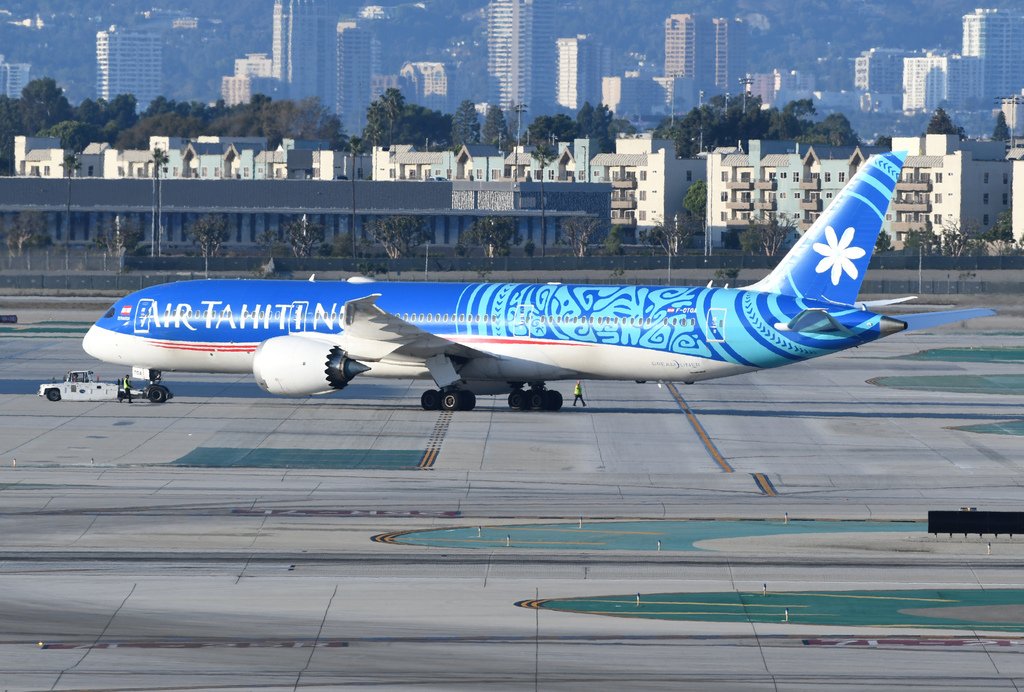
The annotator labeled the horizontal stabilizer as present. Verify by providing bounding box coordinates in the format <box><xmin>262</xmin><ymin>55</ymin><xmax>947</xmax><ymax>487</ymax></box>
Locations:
<box><xmin>855</xmin><ymin>296</ymin><xmax>917</xmax><ymax>310</ymax></box>
<box><xmin>899</xmin><ymin>308</ymin><xmax>995</xmax><ymax>332</ymax></box>
<box><xmin>776</xmin><ymin>308</ymin><xmax>854</xmax><ymax>335</ymax></box>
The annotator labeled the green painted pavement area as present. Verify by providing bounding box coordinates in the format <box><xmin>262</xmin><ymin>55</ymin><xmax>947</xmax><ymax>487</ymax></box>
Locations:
<box><xmin>528</xmin><ymin>589</ymin><xmax>1024</xmax><ymax>631</ymax></box>
<box><xmin>388</xmin><ymin>520</ymin><xmax>924</xmax><ymax>552</ymax></box>
<box><xmin>172</xmin><ymin>447</ymin><xmax>424</xmax><ymax>470</ymax></box>
<box><xmin>955</xmin><ymin>420</ymin><xmax>1024</xmax><ymax>436</ymax></box>
<box><xmin>870</xmin><ymin>374</ymin><xmax>1024</xmax><ymax>396</ymax></box>
<box><xmin>901</xmin><ymin>348</ymin><xmax>1024</xmax><ymax>364</ymax></box>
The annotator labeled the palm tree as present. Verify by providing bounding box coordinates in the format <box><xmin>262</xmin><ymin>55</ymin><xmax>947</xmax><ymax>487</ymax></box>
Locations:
<box><xmin>531</xmin><ymin>144</ymin><xmax>557</xmax><ymax>256</ymax></box>
<box><xmin>380</xmin><ymin>88</ymin><xmax>405</xmax><ymax>148</ymax></box>
<box><xmin>347</xmin><ymin>136</ymin><xmax>364</xmax><ymax>257</ymax></box>
<box><xmin>151</xmin><ymin>148</ymin><xmax>169</xmax><ymax>256</ymax></box>
<box><xmin>62</xmin><ymin>153</ymin><xmax>79</xmax><ymax>243</ymax></box>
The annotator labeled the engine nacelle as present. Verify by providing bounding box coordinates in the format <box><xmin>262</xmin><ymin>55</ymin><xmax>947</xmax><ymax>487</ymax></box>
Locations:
<box><xmin>252</xmin><ymin>335</ymin><xmax>370</xmax><ymax>396</ymax></box>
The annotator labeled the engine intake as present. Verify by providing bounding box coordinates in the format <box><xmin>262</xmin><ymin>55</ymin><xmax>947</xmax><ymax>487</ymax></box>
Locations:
<box><xmin>253</xmin><ymin>335</ymin><xmax>370</xmax><ymax>396</ymax></box>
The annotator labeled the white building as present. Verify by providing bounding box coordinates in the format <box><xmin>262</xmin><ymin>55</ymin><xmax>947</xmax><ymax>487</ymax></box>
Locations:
<box><xmin>220</xmin><ymin>53</ymin><xmax>274</xmax><ymax>106</ymax></box>
<box><xmin>1010</xmin><ymin>147</ymin><xmax>1024</xmax><ymax>242</ymax></box>
<box><xmin>889</xmin><ymin>134</ymin><xmax>1011</xmax><ymax>242</ymax></box>
<box><xmin>0</xmin><ymin>55</ymin><xmax>31</xmax><ymax>98</ymax></box>
<box><xmin>902</xmin><ymin>51</ymin><xmax>982</xmax><ymax>112</ymax></box>
<box><xmin>555</xmin><ymin>35</ymin><xmax>601</xmax><ymax>110</ymax></box>
<box><xmin>272</xmin><ymin>0</ymin><xmax>336</xmax><ymax>107</ymax></box>
<box><xmin>95</xmin><ymin>25</ymin><xmax>163</xmax><ymax>110</ymax></box>
<box><xmin>399</xmin><ymin>61</ymin><xmax>448</xmax><ymax>112</ymax></box>
<box><xmin>336</xmin><ymin>21</ymin><xmax>372</xmax><ymax>133</ymax></box>
<box><xmin>854</xmin><ymin>48</ymin><xmax>906</xmax><ymax>97</ymax></box>
<box><xmin>962</xmin><ymin>8</ymin><xmax>1024</xmax><ymax>101</ymax></box>
<box><xmin>487</xmin><ymin>0</ymin><xmax>555</xmax><ymax>111</ymax></box>
<box><xmin>590</xmin><ymin>135</ymin><xmax>704</xmax><ymax>232</ymax></box>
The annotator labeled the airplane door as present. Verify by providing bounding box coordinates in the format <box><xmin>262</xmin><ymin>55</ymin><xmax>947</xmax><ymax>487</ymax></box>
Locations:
<box><xmin>133</xmin><ymin>298</ymin><xmax>158</xmax><ymax>334</ymax></box>
<box><xmin>705</xmin><ymin>307</ymin><xmax>727</xmax><ymax>343</ymax></box>
<box><xmin>289</xmin><ymin>301</ymin><xmax>309</xmax><ymax>333</ymax></box>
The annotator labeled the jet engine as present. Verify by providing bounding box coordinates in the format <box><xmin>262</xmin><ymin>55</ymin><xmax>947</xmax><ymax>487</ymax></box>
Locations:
<box><xmin>252</xmin><ymin>335</ymin><xmax>370</xmax><ymax>396</ymax></box>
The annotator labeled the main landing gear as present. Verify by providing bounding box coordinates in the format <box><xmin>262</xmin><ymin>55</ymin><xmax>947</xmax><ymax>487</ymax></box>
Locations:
<box><xmin>142</xmin><ymin>368</ymin><xmax>173</xmax><ymax>404</ymax></box>
<box><xmin>507</xmin><ymin>385</ymin><xmax>563</xmax><ymax>412</ymax></box>
<box><xmin>417</xmin><ymin>383</ymin><xmax>564</xmax><ymax>412</ymax></box>
<box><xmin>420</xmin><ymin>388</ymin><xmax>476</xmax><ymax>411</ymax></box>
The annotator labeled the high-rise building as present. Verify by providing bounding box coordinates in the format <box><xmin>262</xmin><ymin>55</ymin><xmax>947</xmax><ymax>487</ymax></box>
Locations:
<box><xmin>0</xmin><ymin>55</ymin><xmax>31</xmax><ymax>98</ymax></box>
<box><xmin>962</xmin><ymin>8</ymin><xmax>1024</xmax><ymax>100</ymax></box>
<box><xmin>902</xmin><ymin>51</ymin><xmax>982</xmax><ymax>112</ymax></box>
<box><xmin>487</xmin><ymin>0</ymin><xmax>555</xmax><ymax>111</ymax></box>
<box><xmin>399</xmin><ymin>61</ymin><xmax>449</xmax><ymax>112</ymax></box>
<box><xmin>337</xmin><ymin>21</ymin><xmax>372</xmax><ymax>134</ymax></box>
<box><xmin>220</xmin><ymin>53</ymin><xmax>275</xmax><ymax>106</ymax></box>
<box><xmin>272</xmin><ymin>0</ymin><xmax>337</xmax><ymax>108</ymax></box>
<box><xmin>854</xmin><ymin>48</ymin><xmax>907</xmax><ymax>95</ymax></box>
<box><xmin>556</xmin><ymin>35</ymin><xmax>602</xmax><ymax>110</ymax></box>
<box><xmin>664</xmin><ymin>13</ymin><xmax>741</xmax><ymax>93</ymax></box>
<box><xmin>95</xmin><ymin>25</ymin><xmax>162</xmax><ymax>110</ymax></box>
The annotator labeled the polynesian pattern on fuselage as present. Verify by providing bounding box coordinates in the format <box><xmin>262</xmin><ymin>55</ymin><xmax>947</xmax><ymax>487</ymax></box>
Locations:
<box><xmin>452</xmin><ymin>283</ymin><xmax>884</xmax><ymax>370</ymax></box>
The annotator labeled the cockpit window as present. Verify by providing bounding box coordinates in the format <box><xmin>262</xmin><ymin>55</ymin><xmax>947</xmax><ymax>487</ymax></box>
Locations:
<box><xmin>104</xmin><ymin>306</ymin><xmax>116</xmax><ymax>319</ymax></box>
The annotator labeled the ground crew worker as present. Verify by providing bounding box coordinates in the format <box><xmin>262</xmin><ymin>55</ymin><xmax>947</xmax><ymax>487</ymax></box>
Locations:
<box><xmin>573</xmin><ymin>379</ymin><xmax>586</xmax><ymax>407</ymax></box>
<box><xmin>121</xmin><ymin>374</ymin><xmax>133</xmax><ymax>403</ymax></box>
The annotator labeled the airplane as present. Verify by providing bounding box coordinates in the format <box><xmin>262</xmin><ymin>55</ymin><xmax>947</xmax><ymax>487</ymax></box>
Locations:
<box><xmin>83</xmin><ymin>150</ymin><xmax>993</xmax><ymax>411</ymax></box>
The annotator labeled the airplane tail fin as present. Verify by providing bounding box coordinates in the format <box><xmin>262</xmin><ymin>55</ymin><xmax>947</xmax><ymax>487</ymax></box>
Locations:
<box><xmin>749</xmin><ymin>151</ymin><xmax>907</xmax><ymax>306</ymax></box>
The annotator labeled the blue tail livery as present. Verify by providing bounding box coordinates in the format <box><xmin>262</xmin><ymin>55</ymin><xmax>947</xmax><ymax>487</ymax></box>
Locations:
<box><xmin>83</xmin><ymin>153</ymin><xmax>993</xmax><ymax>411</ymax></box>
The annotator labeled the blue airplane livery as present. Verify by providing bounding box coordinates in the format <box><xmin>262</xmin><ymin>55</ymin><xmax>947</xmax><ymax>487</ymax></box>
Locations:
<box><xmin>83</xmin><ymin>151</ymin><xmax>992</xmax><ymax>411</ymax></box>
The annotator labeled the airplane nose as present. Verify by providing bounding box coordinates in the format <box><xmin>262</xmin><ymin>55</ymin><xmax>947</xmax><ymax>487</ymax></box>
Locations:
<box><xmin>83</xmin><ymin>324</ymin><xmax>112</xmax><ymax>361</ymax></box>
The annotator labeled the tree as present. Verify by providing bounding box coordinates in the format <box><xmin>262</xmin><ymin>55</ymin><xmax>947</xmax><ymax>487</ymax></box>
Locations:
<box><xmin>19</xmin><ymin>78</ymin><xmax>73</xmax><ymax>135</ymax></box>
<box><xmin>526</xmin><ymin>114</ymin><xmax>579</xmax><ymax>147</ymax></box>
<box><xmin>481</xmin><ymin>105</ymin><xmax>510</xmax><ymax>151</ymax></box>
<box><xmin>576</xmin><ymin>102</ymin><xmax>616</xmax><ymax>152</ymax></box>
<box><xmin>926</xmin><ymin>108</ymin><xmax>964</xmax><ymax>138</ymax></box>
<box><xmin>286</xmin><ymin>214</ymin><xmax>325</xmax><ymax>257</ymax></box>
<box><xmin>531</xmin><ymin>143</ymin><xmax>558</xmax><ymax>253</ymax></box>
<box><xmin>365</xmin><ymin>215</ymin><xmax>426</xmax><ymax>259</ymax></box>
<box><xmin>256</xmin><ymin>228</ymin><xmax>278</xmax><ymax>257</ymax></box>
<box><xmin>874</xmin><ymin>134</ymin><xmax>893</xmax><ymax>149</ymax></box>
<box><xmin>451</xmin><ymin>100</ymin><xmax>480</xmax><ymax>148</ymax></box>
<box><xmin>391</xmin><ymin>104</ymin><xmax>453</xmax><ymax>149</ymax></box>
<box><xmin>380</xmin><ymin>88</ymin><xmax>406</xmax><ymax>147</ymax></box>
<box><xmin>875</xmin><ymin>229</ymin><xmax>894</xmax><ymax>253</ymax></box>
<box><xmin>0</xmin><ymin>96</ymin><xmax>23</xmax><ymax>173</ymax></box>
<box><xmin>940</xmin><ymin>218</ymin><xmax>984</xmax><ymax>257</ymax></box>
<box><xmin>5</xmin><ymin>212</ymin><xmax>49</xmax><ymax>257</ymax></box>
<box><xmin>603</xmin><ymin>226</ymin><xmax>624</xmax><ymax>255</ymax></box>
<box><xmin>559</xmin><ymin>216</ymin><xmax>604</xmax><ymax>257</ymax></box>
<box><xmin>94</xmin><ymin>215</ymin><xmax>143</xmax><ymax>258</ymax></box>
<box><xmin>151</xmin><ymin>147</ymin><xmax>169</xmax><ymax>256</ymax></box>
<box><xmin>188</xmin><ymin>214</ymin><xmax>230</xmax><ymax>277</ymax></box>
<box><xmin>683</xmin><ymin>180</ymin><xmax>707</xmax><ymax>220</ymax></box>
<box><xmin>460</xmin><ymin>216</ymin><xmax>520</xmax><ymax>258</ymax></box>
<box><xmin>38</xmin><ymin>120</ymin><xmax>98</xmax><ymax>153</ymax></box>
<box><xmin>739</xmin><ymin>213</ymin><xmax>795</xmax><ymax>256</ymax></box>
<box><xmin>641</xmin><ymin>213</ymin><xmax>697</xmax><ymax>257</ymax></box>
<box><xmin>993</xmin><ymin>111</ymin><xmax>1011</xmax><ymax>142</ymax></box>
<box><xmin>902</xmin><ymin>228</ymin><xmax>938</xmax><ymax>253</ymax></box>
<box><xmin>983</xmin><ymin>210</ymin><xmax>1016</xmax><ymax>255</ymax></box>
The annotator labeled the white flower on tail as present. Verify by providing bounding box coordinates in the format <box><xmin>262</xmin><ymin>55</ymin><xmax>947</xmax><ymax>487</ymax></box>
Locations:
<box><xmin>812</xmin><ymin>226</ymin><xmax>865</xmax><ymax>285</ymax></box>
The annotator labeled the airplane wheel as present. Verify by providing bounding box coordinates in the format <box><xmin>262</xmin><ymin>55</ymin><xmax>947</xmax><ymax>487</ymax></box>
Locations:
<box><xmin>45</xmin><ymin>388</ymin><xmax>61</xmax><ymax>402</ymax></box>
<box><xmin>458</xmin><ymin>390</ymin><xmax>476</xmax><ymax>411</ymax></box>
<box><xmin>147</xmin><ymin>385</ymin><xmax>169</xmax><ymax>403</ymax></box>
<box><xmin>441</xmin><ymin>391</ymin><xmax>461</xmax><ymax>411</ymax></box>
<box><xmin>421</xmin><ymin>389</ymin><xmax>442</xmax><ymax>411</ymax></box>
<box><xmin>508</xmin><ymin>390</ymin><xmax>525</xmax><ymax>410</ymax></box>
<box><xmin>543</xmin><ymin>390</ymin><xmax>563</xmax><ymax>411</ymax></box>
<box><xmin>527</xmin><ymin>389</ymin><xmax>545</xmax><ymax>410</ymax></box>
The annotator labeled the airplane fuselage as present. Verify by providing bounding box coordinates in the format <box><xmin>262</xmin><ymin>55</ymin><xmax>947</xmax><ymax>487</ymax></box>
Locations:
<box><xmin>84</xmin><ymin>279</ymin><xmax>896</xmax><ymax>387</ymax></box>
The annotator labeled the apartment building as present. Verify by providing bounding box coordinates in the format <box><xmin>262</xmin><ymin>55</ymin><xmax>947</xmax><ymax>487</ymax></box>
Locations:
<box><xmin>590</xmin><ymin>135</ymin><xmax>704</xmax><ymax>232</ymax></box>
<box><xmin>962</xmin><ymin>8</ymin><xmax>1024</xmax><ymax>100</ymax></box>
<box><xmin>556</xmin><ymin>34</ymin><xmax>602</xmax><ymax>110</ymax></box>
<box><xmin>336</xmin><ymin>21</ymin><xmax>372</xmax><ymax>135</ymax></box>
<box><xmin>1011</xmin><ymin>148</ymin><xmax>1024</xmax><ymax>242</ymax></box>
<box><xmin>220</xmin><ymin>53</ymin><xmax>274</xmax><ymax>106</ymax></box>
<box><xmin>0</xmin><ymin>54</ymin><xmax>31</xmax><ymax>98</ymax></box>
<box><xmin>399</xmin><ymin>61</ymin><xmax>449</xmax><ymax>112</ymax></box>
<box><xmin>706</xmin><ymin>140</ymin><xmax>885</xmax><ymax>247</ymax></box>
<box><xmin>889</xmin><ymin>134</ymin><xmax>1011</xmax><ymax>242</ymax></box>
<box><xmin>95</xmin><ymin>25</ymin><xmax>162</xmax><ymax>110</ymax></box>
<box><xmin>487</xmin><ymin>0</ymin><xmax>555</xmax><ymax>111</ymax></box>
<box><xmin>902</xmin><ymin>51</ymin><xmax>982</xmax><ymax>112</ymax></box>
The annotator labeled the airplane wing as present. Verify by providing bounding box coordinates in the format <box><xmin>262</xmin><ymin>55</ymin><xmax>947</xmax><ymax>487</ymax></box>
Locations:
<box><xmin>897</xmin><ymin>308</ymin><xmax>995</xmax><ymax>332</ymax></box>
<box><xmin>338</xmin><ymin>293</ymin><xmax>494</xmax><ymax>363</ymax></box>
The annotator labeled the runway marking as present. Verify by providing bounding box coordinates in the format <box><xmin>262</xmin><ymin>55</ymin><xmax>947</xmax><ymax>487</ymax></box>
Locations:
<box><xmin>752</xmin><ymin>472</ymin><xmax>779</xmax><ymax>496</ymax></box>
<box><xmin>665</xmin><ymin>383</ymin><xmax>733</xmax><ymax>473</ymax></box>
<box><xmin>419</xmin><ymin>410</ymin><xmax>452</xmax><ymax>469</ymax></box>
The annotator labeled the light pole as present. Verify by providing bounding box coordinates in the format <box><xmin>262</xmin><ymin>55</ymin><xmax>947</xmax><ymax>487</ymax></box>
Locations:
<box><xmin>738</xmin><ymin>76</ymin><xmax>753</xmax><ymax>114</ymax></box>
<box><xmin>698</xmin><ymin>90</ymin><xmax>705</xmax><ymax>153</ymax></box>
<box><xmin>513</xmin><ymin>103</ymin><xmax>528</xmax><ymax>150</ymax></box>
